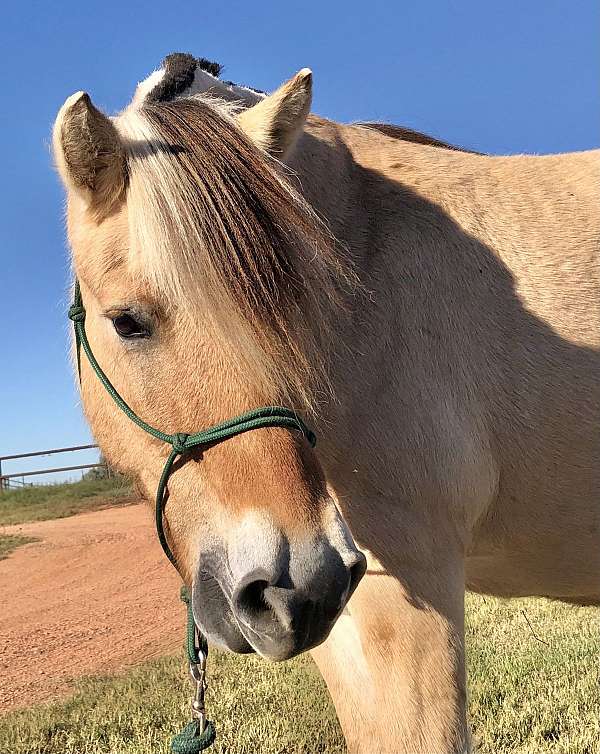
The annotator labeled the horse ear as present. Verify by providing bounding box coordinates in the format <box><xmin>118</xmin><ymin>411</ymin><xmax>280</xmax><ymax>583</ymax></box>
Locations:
<box><xmin>53</xmin><ymin>92</ymin><xmax>126</xmax><ymax>213</ymax></box>
<box><xmin>237</xmin><ymin>69</ymin><xmax>312</xmax><ymax>158</ymax></box>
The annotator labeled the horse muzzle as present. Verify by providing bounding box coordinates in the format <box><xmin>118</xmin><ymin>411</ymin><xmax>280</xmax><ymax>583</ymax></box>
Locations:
<box><xmin>191</xmin><ymin>516</ymin><xmax>366</xmax><ymax>660</ymax></box>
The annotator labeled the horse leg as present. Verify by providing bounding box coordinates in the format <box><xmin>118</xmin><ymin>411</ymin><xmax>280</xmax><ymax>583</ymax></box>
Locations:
<box><xmin>311</xmin><ymin>546</ymin><xmax>468</xmax><ymax>754</ymax></box>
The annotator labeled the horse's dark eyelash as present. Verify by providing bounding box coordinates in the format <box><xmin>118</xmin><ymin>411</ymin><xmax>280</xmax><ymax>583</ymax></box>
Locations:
<box><xmin>109</xmin><ymin>311</ymin><xmax>153</xmax><ymax>339</ymax></box>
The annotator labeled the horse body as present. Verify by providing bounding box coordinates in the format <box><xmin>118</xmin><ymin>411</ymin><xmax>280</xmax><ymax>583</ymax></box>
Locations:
<box><xmin>276</xmin><ymin>119</ymin><xmax>600</xmax><ymax>749</ymax></box>
<box><xmin>53</xmin><ymin>56</ymin><xmax>600</xmax><ymax>753</ymax></box>
<box><xmin>294</xmin><ymin>121</ymin><xmax>600</xmax><ymax>593</ymax></box>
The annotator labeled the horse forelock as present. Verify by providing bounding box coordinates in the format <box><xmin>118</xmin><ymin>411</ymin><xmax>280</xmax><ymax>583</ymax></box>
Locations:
<box><xmin>114</xmin><ymin>97</ymin><xmax>353</xmax><ymax>410</ymax></box>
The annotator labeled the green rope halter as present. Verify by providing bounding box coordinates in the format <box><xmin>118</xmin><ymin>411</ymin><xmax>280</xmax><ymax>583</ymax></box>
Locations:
<box><xmin>68</xmin><ymin>280</ymin><xmax>316</xmax><ymax>752</ymax></box>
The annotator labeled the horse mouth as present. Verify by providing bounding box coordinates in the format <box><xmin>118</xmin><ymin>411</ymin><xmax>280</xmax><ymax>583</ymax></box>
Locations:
<box><xmin>191</xmin><ymin>569</ymin><xmax>255</xmax><ymax>654</ymax></box>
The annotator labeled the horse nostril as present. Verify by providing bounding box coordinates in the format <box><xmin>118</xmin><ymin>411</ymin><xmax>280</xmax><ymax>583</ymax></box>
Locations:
<box><xmin>233</xmin><ymin>569</ymin><xmax>275</xmax><ymax>626</ymax></box>
<box><xmin>347</xmin><ymin>552</ymin><xmax>367</xmax><ymax>597</ymax></box>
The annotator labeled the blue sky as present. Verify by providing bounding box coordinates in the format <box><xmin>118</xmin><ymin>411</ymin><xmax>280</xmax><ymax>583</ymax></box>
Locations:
<box><xmin>1</xmin><ymin>0</ymin><xmax>598</xmax><ymax>482</ymax></box>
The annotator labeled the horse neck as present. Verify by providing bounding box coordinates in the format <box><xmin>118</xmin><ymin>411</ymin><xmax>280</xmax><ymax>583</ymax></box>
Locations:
<box><xmin>288</xmin><ymin>117</ymin><xmax>367</xmax><ymax>259</ymax></box>
<box><xmin>285</xmin><ymin>119</ymin><xmax>376</xmax><ymax>432</ymax></box>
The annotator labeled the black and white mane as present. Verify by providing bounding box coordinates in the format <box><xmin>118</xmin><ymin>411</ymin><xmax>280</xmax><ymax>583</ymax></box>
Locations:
<box><xmin>132</xmin><ymin>53</ymin><xmax>265</xmax><ymax>108</ymax></box>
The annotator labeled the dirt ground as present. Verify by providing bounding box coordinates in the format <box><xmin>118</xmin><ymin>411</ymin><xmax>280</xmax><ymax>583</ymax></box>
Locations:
<box><xmin>0</xmin><ymin>504</ymin><xmax>184</xmax><ymax>712</ymax></box>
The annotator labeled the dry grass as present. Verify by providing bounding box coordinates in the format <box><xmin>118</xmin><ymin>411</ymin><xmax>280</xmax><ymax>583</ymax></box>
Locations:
<box><xmin>0</xmin><ymin>476</ymin><xmax>134</xmax><ymax>526</ymax></box>
<box><xmin>0</xmin><ymin>652</ymin><xmax>343</xmax><ymax>754</ymax></box>
<box><xmin>1</xmin><ymin>594</ymin><xmax>598</xmax><ymax>753</ymax></box>
<box><xmin>467</xmin><ymin>593</ymin><xmax>600</xmax><ymax>753</ymax></box>
<box><xmin>0</xmin><ymin>533</ymin><xmax>39</xmax><ymax>559</ymax></box>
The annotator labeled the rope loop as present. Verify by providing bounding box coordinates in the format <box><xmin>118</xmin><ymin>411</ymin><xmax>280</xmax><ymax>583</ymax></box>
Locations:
<box><xmin>171</xmin><ymin>719</ymin><xmax>216</xmax><ymax>753</ymax></box>
<box><xmin>172</xmin><ymin>432</ymin><xmax>190</xmax><ymax>454</ymax></box>
<box><xmin>68</xmin><ymin>305</ymin><xmax>86</xmax><ymax>323</ymax></box>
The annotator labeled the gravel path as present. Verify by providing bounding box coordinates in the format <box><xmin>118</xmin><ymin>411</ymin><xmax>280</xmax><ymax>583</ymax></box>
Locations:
<box><xmin>0</xmin><ymin>504</ymin><xmax>184</xmax><ymax>712</ymax></box>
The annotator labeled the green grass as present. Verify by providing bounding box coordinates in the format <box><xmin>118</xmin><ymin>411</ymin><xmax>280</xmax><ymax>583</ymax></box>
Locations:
<box><xmin>0</xmin><ymin>477</ymin><xmax>134</xmax><ymax>526</ymax></box>
<box><xmin>1</xmin><ymin>594</ymin><xmax>598</xmax><ymax>754</ymax></box>
<box><xmin>0</xmin><ymin>533</ymin><xmax>39</xmax><ymax>559</ymax></box>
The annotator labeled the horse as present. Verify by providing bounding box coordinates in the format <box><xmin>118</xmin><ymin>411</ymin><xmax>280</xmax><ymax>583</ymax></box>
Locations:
<box><xmin>52</xmin><ymin>53</ymin><xmax>600</xmax><ymax>753</ymax></box>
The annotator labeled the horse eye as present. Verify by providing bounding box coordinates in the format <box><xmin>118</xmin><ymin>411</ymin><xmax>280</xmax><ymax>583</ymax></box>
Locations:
<box><xmin>111</xmin><ymin>313</ymin><xmax>150</xmax><ymax>339</ymax></box>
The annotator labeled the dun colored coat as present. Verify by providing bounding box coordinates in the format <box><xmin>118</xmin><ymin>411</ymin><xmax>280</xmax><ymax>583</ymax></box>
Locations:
<box><xmin>53</xmin><ymin>58</ymin><xmax>600</xmax><ymax>753</ymax></box>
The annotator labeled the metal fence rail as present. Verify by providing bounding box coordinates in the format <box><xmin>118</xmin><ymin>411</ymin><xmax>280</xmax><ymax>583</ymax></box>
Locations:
<box><xmin>0</xmin><ymin>444</ymin><xmax>104</xmax><ymax>491</ymax></box>
<box><xmin>0</xmin><ymin>444</ymin><xmax>97</xmax><ymax>462</ymax></box>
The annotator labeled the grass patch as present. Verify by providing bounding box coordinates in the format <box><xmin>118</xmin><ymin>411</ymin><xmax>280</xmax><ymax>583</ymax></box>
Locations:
<box><xmin>0</xmin><ymin>477</ymin><xmax>134</xmax><ymax>526</ymax></box>
<box><xmin>467</xmin><ymin>593</ymin><xmax>600</xmax><ymax>753</ymax></box>
<box><xmin>1</xmin><ymin>594</ymin><xmax>598</xmax><ymax>753</ymax></box>
<box><xmin>0</xmin><ymin>652</ymin><xmax>343</xmax><ymax>754</ymax></box>
<box><xmin>0</xmin><ymin>533</ymin><xmax>39</xmax><ymax>559</ymax></box>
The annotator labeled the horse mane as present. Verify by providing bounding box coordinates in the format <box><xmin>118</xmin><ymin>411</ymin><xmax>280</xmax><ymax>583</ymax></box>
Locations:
<box><xmin>115</xmin><ymin>97</ymin><xmax>354</xmax><ymax>410</ymax></box>
<box><xmin>355</xmin><ymin>122</ymin><xmax>480</xmax><ymax>154</ymax></box>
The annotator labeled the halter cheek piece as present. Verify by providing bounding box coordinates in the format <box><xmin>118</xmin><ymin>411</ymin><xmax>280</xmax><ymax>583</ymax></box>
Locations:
<box><xmin>68</xmin><ymin>280</ymin><xmax>316</xmax><ymax>752</ymax></box>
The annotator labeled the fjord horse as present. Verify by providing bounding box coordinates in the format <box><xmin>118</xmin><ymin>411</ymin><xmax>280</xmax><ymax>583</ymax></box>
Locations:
<box><xmin>53</xmin><ymin>55</ymin><xmax>600</xmax><ymax>753</ymax></box>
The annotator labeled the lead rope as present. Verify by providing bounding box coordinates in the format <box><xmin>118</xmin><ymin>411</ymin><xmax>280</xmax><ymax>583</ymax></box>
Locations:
<box><xmin>170</xmin><ymin>587</ymin><xmax>216</xmax><ymax>754</ymax></box>
<box><xmin>68</xmin><ymin>281</ymin><xmax>316</xmax><ymax>753</ymax></box>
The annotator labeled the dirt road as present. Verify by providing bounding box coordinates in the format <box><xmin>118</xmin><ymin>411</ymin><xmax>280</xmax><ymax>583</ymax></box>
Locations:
<box><xmin>0</xmin><ymin>504</ymin><xmax>184</xmax><ymax>712</ymax></box>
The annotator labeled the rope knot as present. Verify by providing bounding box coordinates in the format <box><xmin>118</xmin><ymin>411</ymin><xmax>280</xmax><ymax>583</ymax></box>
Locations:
<box><xmin>172</xmin><ymin>433</ymin><xmax>190</xmax><ymax>454</ymax></box>
<box><xmin>68</xmin><ymin>304</ymin><xmax>86</xmax><ymax>323</ymax></box>
<box><xmin>305</xmin><ymin>428</ymin><xmax>317</xmax><ymax>447</ymax></box>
